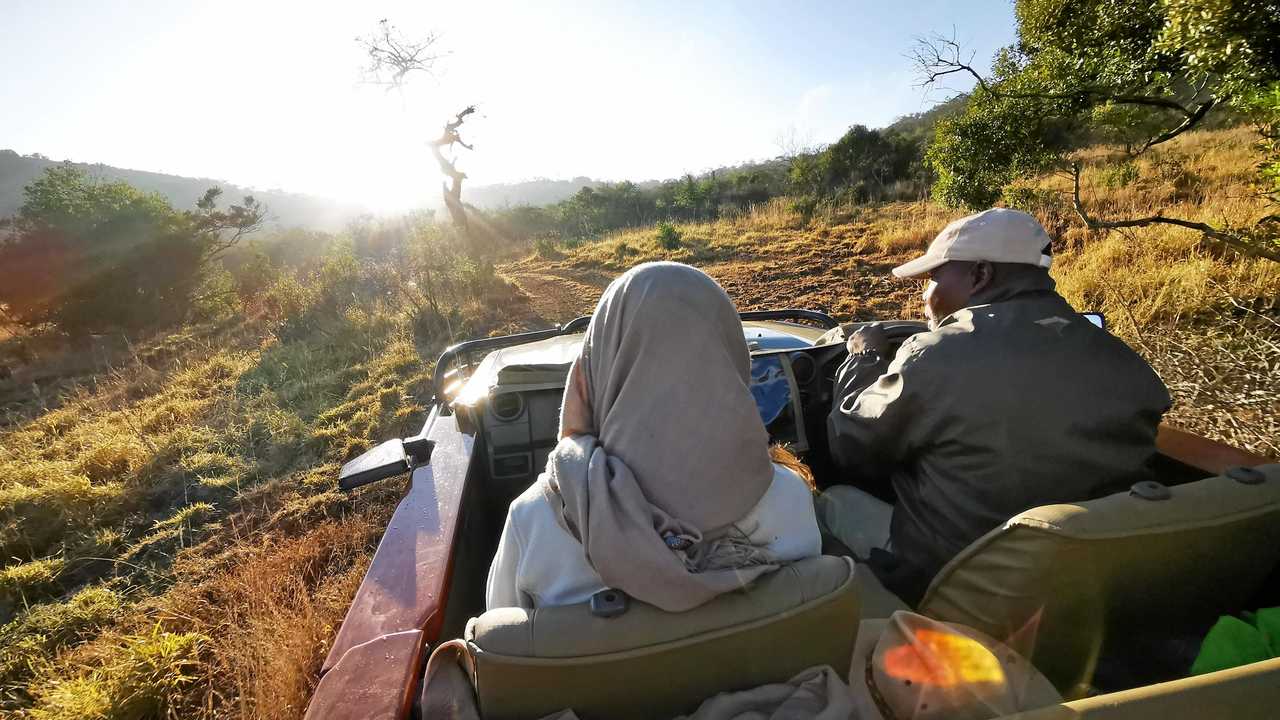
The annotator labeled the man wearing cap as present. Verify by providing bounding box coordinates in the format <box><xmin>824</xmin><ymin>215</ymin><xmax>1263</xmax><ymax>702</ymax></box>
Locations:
<box><xmin>818</xmin><ymin>208</ymin><xmax>1170</xmax><ymax>605</ymax></box>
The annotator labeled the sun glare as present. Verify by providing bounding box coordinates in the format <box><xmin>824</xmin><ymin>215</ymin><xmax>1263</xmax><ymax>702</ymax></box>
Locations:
<box><xmin>882</xmin><ymin>628</ymin><xmax>1007</xmax><ymax>688</ymax></box>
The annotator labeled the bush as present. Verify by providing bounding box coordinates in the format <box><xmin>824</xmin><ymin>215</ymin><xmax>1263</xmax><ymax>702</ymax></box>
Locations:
<box><xmin>788</xmin><ymin>196</ymin><xmax>820</xmax><ymax>221</ymax></box>
<box><xmin>533</xmin><ymin>236</ymin><xmax>560</xmax><ymax>258</ymax></box>
<box><xmin>1001</xmin><ymin>185</ymin><xmax>1059</xmax><ymax>213</ymax></box>
<box><xmin>1101</xmin><ymin>161</ymin><xmax>1141</xmax><ymax>189</ymax></box>
<box><xmin>654</xmin><ymin>222</ymin><xmax>682</xmax><ymax>250</ymax></box>
<box><xmin>0</xmin><ymin>167</ymin><xmax>263</xmax><ymax>336</ymax></box>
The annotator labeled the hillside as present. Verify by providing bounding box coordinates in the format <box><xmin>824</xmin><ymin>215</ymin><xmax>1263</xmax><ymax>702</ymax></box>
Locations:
<box><xmin>0</xmin><ymin>127</ymin><xmax>1275</xmax><ymax>719</ymax></box>
<box><xmin>0</xmin><ymin>151</ymin><xmax>370</xmax><ymax>233</ymax></box>
<box><xmin>0</xmin><ymin>151</ymin><xmax>611</xmax><ymax>225</ymax></box>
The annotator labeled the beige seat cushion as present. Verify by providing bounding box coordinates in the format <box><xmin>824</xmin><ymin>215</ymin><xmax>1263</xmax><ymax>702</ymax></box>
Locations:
<box><xmin>919</xmin><ymin>464</ymin><xmax>1280</xmax><ymax>697</ymax></box>
<box><xmin>466</xmin><ymin>555</ymin><xmax>859</xmax><ymax>720</ymax></box>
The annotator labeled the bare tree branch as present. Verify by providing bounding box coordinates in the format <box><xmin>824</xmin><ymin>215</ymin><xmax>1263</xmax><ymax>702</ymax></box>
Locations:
<box><xmin>356</xmin><ymin>19</ymin><xmax>445</xmax><ymax>89</ymax></box>
<box><xmin>1070</xmin><ymin>161</ymin><xmax>1280</xmax><ymax>263</ymax></box>
<box><xmin>911</xmin><ymin>33</ymin><xmax>1211</xmax><ymax>152</ymax></box>
<box><xmin>1137</xmin><ymin>99</ymin><xmax>1217</xmax><ymax>152</ymax></box>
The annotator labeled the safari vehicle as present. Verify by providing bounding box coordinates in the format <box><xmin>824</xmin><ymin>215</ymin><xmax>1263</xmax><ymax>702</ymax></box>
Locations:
<box><xmin>303</xmin><ymin>310</ymin><xmax>1279</xmax><ymax>720</ymax></box>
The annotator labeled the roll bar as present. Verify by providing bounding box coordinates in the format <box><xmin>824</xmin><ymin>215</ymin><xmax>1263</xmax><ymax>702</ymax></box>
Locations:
<box><xmin>429</xmin><ymin>308</ymin><xmax>838</xmax><ymax>410</ymax></box>
<box><xmin>739</xmin><ymin>309</ymin><xmax>838</xmax><ymax>328</ymax></box>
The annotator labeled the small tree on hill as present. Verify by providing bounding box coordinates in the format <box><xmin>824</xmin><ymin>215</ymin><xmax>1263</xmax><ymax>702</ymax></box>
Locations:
<box><xmin>0</xmin><ymin>166</ymin><xmax>264</xmax><ymax>336</ymax></box>
<box><xmin>916</xmin><ymin>0</ymin><xmax>1280</xmax><ymax>262</ymax></box>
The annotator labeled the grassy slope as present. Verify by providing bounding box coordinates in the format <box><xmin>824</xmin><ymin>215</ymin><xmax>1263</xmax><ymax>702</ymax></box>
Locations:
<box><xmin>0</xmin><ymin>127</ymin><xmax>1275</xmax><ymax>719</ymax></box>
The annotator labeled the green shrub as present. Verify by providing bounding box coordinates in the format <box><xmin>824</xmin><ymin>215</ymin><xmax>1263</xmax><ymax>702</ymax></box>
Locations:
<box><xmin>533</xmin><ymin>236</ymin><xmax>559</xmax><ymax>258</ymax></box>
<box><xmin>788</xmin><ymin>196</ymin><xmax>819</xmax><ymax>220</ymax></box>
<box><xmin>0</xmin><ymin>167</ymin><xmax>263</xmax><ymax>336</ymax></box>
<box><xmin>1002</xmin><ymin>185</ymin><xmax>1058</xmax><ymax>213</ymax></box>
<box><xmin>1101</xmin><ymin>161</ymin><xmax>1140</xmax><ymax>189</ymax></box>
<box><xmin>654</xmin><ymin>222</ymin><xmax>682</xmax><ymax>250</ymax></box>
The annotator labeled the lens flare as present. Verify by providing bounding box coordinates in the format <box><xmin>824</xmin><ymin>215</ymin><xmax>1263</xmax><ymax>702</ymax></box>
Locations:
<box><xmin>882</xmin><ymin>628</ymin><xmax>1007</xmax><ymax>688</ymax></box>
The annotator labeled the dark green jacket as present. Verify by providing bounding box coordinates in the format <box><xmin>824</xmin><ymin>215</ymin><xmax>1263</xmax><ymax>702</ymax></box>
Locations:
<box><xmin>827</xmin><ymin>290</ymin><xmax>1171</xmax><ymax>600</ymax></box>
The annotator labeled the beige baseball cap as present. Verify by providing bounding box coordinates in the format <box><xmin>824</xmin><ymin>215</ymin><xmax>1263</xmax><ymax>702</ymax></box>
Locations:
<box><xmin>892</xmin><ymin>208</ymin><xmax>1053</xmax><ymax>279</ymax></box>
<box><xmin>848</xmin><ymin>612</ymin><xmax>1061</xmax><ymax>720</ymax></box>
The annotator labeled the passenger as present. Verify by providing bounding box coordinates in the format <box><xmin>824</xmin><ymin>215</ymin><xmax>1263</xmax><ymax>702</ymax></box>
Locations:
<box><xmin>819</xmin><ymin>208</ymin><xmax>1171</xmax><ymax>604</ymax></box>
<box><xmin>485</xmin><ymin>262</ymin><xmax>821</xmax><ymax>611</ymax></box>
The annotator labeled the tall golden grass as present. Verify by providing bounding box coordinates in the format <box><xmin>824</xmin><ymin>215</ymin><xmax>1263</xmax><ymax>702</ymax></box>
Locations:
<box><xmin>0</xmin><ymin>253</ymin><xmax>483</xmax><ymax>717</ymax></box>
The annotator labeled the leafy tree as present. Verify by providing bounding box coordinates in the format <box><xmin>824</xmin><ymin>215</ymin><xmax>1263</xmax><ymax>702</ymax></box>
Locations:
<box><xmin>0</xmin><ymin>166</ymin><xmax>263</xmax><ymax>335</ymax></box>
<box><xmin>925</xmin><ymin>96</ymin><xmax>1070</xmax><ymax>208</ymax></box>
<box><xmin>789</xmin><ymin>125</ymin><xmax>922</xmax><ymax>202</ymax></box>
<box><xmin>917</xmin><ymin>0</ymin><xmax>1280</xmax><ymax>261</ymax></box>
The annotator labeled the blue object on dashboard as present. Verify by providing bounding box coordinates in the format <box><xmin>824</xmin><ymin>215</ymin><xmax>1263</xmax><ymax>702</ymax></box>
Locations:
<box><xmin>750</xmin><ymin>356</ymin><xmax>791</xmax><ymax>426</ymax></box>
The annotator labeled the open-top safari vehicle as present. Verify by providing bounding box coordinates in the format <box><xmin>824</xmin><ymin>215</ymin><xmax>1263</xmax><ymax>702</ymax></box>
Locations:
<box><xmin>303</xmin><ymin>310</ymin><xmax>1279</xmax><ymax>720</ymax></box>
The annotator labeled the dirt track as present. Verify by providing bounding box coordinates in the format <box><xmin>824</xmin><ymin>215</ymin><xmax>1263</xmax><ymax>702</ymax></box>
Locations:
<box><xmin>497</xmin><ymin>229</ymin><xmax>925</xmax><ymax>329</ymax></box>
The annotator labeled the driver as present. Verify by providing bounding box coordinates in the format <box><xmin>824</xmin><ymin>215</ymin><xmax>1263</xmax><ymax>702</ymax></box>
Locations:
<box><xmin>819</xmin><ymin>208</ymin><xmax>1170</xmax><ymax>605</ymax></box>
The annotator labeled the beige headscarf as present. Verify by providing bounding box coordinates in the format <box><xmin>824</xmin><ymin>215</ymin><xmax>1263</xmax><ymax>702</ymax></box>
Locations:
<box><xmin>541</xmin><ymin>262</ymin><xmax>779</xmax><ymax>612</ymax></box>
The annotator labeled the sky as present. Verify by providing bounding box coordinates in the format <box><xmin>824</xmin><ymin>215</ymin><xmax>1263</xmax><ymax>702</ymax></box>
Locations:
<box><xmin>1</xmin><ymin>0</ymin><xmax>1017</xmax><ymax>211</ymax></box>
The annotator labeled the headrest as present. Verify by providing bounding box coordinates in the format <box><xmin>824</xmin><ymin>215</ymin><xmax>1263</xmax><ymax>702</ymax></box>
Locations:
<box><xmin>1003</xmin><ymin>464</ymin><xmax>1280</xmax><ymax>540</ymax></box>
<box><xmin>469</xmin><ymin>555</ymin><xmax>852</xmax><ymax>658</ymax></box>
<box><xmin>919</xmin><ymin>465</ymin><xmax>1280</xmax><ymax>695</ymax></box>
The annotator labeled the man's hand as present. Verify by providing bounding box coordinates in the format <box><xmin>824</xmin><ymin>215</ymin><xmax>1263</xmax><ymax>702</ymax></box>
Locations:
<box><xmin>846</xmin><ymin>323</ymin><xmax>890</xmax><ymax>358</ymax></box>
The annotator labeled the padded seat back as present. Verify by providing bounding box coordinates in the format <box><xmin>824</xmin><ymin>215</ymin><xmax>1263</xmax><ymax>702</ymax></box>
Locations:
<box><xmin>465</xmin><ymin>555</ymin><xmax>859</xmax><ymax>720</ymax></box>
<box><xmin>919</xmin><ymin>465</ymin><xmax>1280</xmax><ymax>697</ymax></box>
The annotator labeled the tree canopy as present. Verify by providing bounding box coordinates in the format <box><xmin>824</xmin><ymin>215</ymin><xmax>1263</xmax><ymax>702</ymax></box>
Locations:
<box><xmin>919</xmin><ymin>0</ymin><xmax>1280</xmax><ymax>261</ymax></box>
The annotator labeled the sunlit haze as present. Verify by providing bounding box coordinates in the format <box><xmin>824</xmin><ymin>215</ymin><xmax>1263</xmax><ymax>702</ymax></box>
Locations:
<box><xmin>2</xmin><ymin>0</ymin><xmax>1016</xmax><ymax>212</ymax></box>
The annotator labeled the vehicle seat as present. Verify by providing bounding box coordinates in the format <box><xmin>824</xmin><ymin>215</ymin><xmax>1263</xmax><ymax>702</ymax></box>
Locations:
<box><xmin>917</xmin><ymin>464</ymin><xmax>1280</xmax><ymax>698</ymax></box>
<box><xmin>463</xmin><ymin>555</ymin><xmax>859</xmax><ymax>720</ymax></box>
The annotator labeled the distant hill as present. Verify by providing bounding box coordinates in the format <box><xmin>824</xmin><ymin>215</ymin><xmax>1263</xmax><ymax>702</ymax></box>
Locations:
<box><xmin>0</xmin><ymin>149</ymin><xmax>618</xmax><ymax>224</ymax></box>
<box><xmin>464</xmin><ymin>177</ymin><xmax>608</xmax><ymax>209</ymax></box>
<box><xmin>0</xmin><ymin>150</ymin><xmax>369</xmax><ymax>232</ymax></box>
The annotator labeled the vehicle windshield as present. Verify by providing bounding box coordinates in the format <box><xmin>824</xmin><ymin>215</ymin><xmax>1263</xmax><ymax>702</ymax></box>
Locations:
<box><xmin>744</xmin><ymin>325</ymin><xmax>817</xmax><ymax>351</ymax></box>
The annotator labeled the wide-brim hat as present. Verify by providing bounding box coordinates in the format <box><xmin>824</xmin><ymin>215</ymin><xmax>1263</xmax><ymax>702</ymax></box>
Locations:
<box><xmin>848</xmin><ymin>612</ymin><xmax>1061</xmax><ymax>720</ymax></box>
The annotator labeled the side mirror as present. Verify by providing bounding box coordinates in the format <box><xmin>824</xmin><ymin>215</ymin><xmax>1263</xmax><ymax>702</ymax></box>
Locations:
<box><xmin>1081</xmin><ymin>312</ymin><xmax>1106</xmax><ymax>331</ymax></box>
<box><xmin>338</xmin><ymin>434</ymin><xmax>435</xmax><ymax>492</ymax></box>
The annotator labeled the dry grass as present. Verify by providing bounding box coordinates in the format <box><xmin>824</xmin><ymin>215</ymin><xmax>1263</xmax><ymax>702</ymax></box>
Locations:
<box><xmin>0</xmin><ymin>252</ymin><xmax>520</xmax><ymax>717</ymax></box>
<box><xmin>1030</xmin><ymin>128</ymin><xmax>1280</xmax><ymax>456</ymax></box>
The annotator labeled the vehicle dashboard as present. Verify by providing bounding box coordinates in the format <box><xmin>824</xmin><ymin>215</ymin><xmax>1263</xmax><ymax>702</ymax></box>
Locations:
<box><xmin>453</xmin><ymin>319</ymin><xmax>928</xmax><ymax>506</ymax></box>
